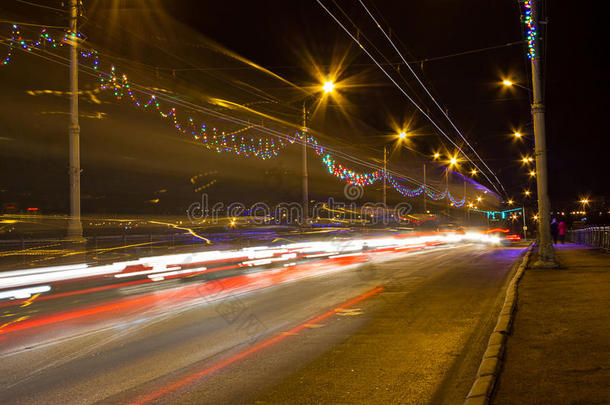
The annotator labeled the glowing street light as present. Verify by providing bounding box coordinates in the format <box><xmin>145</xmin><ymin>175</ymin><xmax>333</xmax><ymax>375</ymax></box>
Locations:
<box><xmin>322</xmin><ymin>80</ymin><xmax>335</xmax><ymax>94</ymax></box>
<box><xmin>303</xmin><ymin>77</ymin><xmax>339</xmax><ymax>222</ymax></box>
<box><xmin>448</xmin><ymin>156</ymin><xmax>458</xmax><ymax>167</ymax></box>
<box><xmin>433</xmin><ymin>152</ymin><xmax>441</xmax><ymax>160</ymax></box>
<box><xmin>398</xmin><ymin>131</ymin><xmax>408</xmax><ymax>140</ymax></box>
<box><xmin>522</xmin><ymin>156</ymin><xmax>534</xmax><ymax>164</ymax></box>
<box><xmin>513</xmin><ymin>132</ymin><xmax>522</xmax><ymax>138</ymax></box>
<box><xmin>580</xmin><ymin>198</ymin><xmax>589</xmax><ymax>204</ymax></box>
<box><xmin>471</xmin><ymin>169</ymin><xmax>477</xmax><ymax>176</ymax></box>
<box><xmin>529</xmin><ymin>170</ymin><xmax>536</xmax><ymax>177</ymax></box>
<box><xmin>476</xmin><ymin>196</ymin><xmax>482</xmax><ymax>202</ymax></box>
<box><xmin>524</xmin><ymin>190</ymin><xmax>531</xmax><ymax>196</ymax></box>
<box><xmin>502</xmin><ymin>79</ymin><xmax>531</xmax><ymax>92</ymax></box>
<box><xmin>508</xmin><ymin>199</ymin><xmax>514</xmax><ymax>205</ymax></box>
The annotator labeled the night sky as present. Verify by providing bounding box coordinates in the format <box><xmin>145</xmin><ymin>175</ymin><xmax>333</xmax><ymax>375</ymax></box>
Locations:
<box><xmin>0</xmin><ymin>0</ymin><xmax>607</xmax><ymax>215</ymax></box>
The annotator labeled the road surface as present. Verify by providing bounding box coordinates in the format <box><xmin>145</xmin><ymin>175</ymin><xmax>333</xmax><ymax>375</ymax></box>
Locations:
<box><xmin>0</xmin><ymin>242</ymin><xmax>525</xmax><ymax>404</ymax></box>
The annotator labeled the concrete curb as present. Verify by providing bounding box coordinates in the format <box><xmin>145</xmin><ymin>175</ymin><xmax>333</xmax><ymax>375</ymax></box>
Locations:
<box><xmin>464</xmin><ymin>243</ymin><xmax>534</xmax><ymax>405</ymax></box>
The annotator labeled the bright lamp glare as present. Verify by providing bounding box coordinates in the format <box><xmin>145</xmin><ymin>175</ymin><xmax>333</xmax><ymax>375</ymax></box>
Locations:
<box><xmin>322</xmin><ymin>80</ymin><xmax>335</xmax><ymax>94</ymax></box>
<box><xmin>398</xmin><ymin>131</ymin><xmax>407</xmax><ymax>140</ymax></box>
<box><xmin>503</xmin><ymin>80</ymin><xmax>513</xmax><ymax>86</ymax></box>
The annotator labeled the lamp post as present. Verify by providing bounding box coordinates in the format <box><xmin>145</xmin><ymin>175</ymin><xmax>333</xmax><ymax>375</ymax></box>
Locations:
<box><xmin>503</xmin><ymin>0</ymin><xmax>555</xmax><ymax>265</ymax></box>
<box><xmin>66</xmin><ymin>0</ymin><xmax>83</xmax><ymax>240</ymax></box>
<box><xmin>382</xmin><ymin>131</ymin><xmax>408</xmax><ymax>208</ymax></box>
<box><xmin>301</xmin><ymin>80</ymin><xmax>335</xmax><ymax>224</ymax></box>
<box><xmin>302</xmin><ymin>100</ymin><xmax>309</xmax><ymax>224</ymax></box>
<box><xmin>529</xmin><ymin>0</ymin><xmax>555</xmax><ymax>265</ymax></box>
<box><xmin>383</xmin><ymin>146</ymin><xmax>387</xmax><ymax>206</ymax></box>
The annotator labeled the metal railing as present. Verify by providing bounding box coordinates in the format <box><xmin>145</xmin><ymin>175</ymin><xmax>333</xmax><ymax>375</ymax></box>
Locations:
<box><xmin>568</xmin><ymin>226</ymin><xmax>610</xmax><ymax>250</ymax></box>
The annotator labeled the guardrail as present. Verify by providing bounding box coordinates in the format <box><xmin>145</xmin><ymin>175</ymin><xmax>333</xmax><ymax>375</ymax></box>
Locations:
<box><xmin>568</xmin><ymin>226</ymin><xmax>610</xmax><ymax>250</ymax></box>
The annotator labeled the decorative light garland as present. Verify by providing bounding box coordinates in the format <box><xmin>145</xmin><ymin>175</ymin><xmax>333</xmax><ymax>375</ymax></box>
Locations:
<box><xmin>1</xmin><ymin>23</ymin><xmax>474</xmax><ymax>207</ymax></box>
<box><xmin>101</xmin><ymin>65</ymin><xmax>298</xmax><ymax>159</ymax></box>
<box><xmin>1</xmin><ymin>25</ymin><xmax>99</xmax><ymax>68</ymax></box>
<box><xmin>523</xmin><ymin>0</ymin><xmax>537</xmax><ymax>60</ymax></box>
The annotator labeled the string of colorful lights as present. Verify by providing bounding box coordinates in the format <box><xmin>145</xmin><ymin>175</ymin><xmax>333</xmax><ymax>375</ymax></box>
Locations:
<box><xmin>102</xmin><ymin>65</ymin><xmax>297</xmax><ymax>159</ymax></box>
<box><xmin>522</xmin><ymin>0</ymin><xmax>537</xmax><ymax>60</ymax></box>
<box><xmin>1</xmin><ymin>23</ymin><xmax>472</xmax><ymax>207</ymax></box>
<box><xmin>1</xmin><ymin>24</ymin><xmax>99</xmax><ymax>68</ymax></box>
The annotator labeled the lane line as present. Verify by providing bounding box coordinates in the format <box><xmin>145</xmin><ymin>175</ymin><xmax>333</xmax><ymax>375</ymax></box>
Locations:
<box><xmin>130</xmin><ymin>286</ymin><xmax>384</xmax><ymax>405</ymax></box>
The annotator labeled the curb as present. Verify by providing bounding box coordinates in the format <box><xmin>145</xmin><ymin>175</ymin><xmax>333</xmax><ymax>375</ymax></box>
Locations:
<box><xmin>464</xmin><ymin>243</ymin><xmax>534</xmax><ymax>405</ymax></box>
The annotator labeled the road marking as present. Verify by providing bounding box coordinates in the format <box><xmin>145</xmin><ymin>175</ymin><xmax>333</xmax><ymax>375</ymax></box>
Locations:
<box><xmin>130</xmin><ymin>286</ymin><xmax>383</xmax><ymax>404</ymax></box>
<box><xmin>20</xmin><ymin>293</ymin><xmax>41</xmax><ymax>308</ymax></box>
<box><xmin>335</xmin><ymin>308</ymin><xmax>363</xmax><ymax>316</ymax></box>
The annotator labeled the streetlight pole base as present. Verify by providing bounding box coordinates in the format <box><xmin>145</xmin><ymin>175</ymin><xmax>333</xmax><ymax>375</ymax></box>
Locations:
<box><xmin>532</xmin><ymin>259</ymin><xmax>559</xmax><ymax>269</ymax></box>
<box><xmin>66</xmin><ymin>219</ymin><xmax>85</xmax><ymax>243</ymax></box>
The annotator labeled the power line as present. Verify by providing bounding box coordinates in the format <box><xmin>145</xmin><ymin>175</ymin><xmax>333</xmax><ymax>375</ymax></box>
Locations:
<box><xmin>14</xmin><ymin>0</ymin><xmax>67</xmax><ymax>13</ymax></box>
<box><xmin>315</xmin><ymin>0</ymin><xmax>502</xmax><ymax>197</ymax></box>
<box><xmin>0</xmin><ymin>19</ymin><xmax>67</xmax><ymax>28</ymax></box>
<box><xmin>3</xmin><ymin>34</ymin><xmax>443</xmax><ymax>193</ymax></box>
<box><xmin>357</xmin><ymin>0</ymin><xmax>506</xmax><ymax>197</ymax></box>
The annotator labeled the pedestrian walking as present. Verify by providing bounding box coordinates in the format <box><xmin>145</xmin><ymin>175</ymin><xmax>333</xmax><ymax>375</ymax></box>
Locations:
<box><xmin>550</xmin><ymin>218</ymin><xmax>559</xmax><ymax>244</ymax></box>
<box><xmin>558</xmin><ymin>220</ymin><xmax>567</xmax><ymax>244</ymax></box>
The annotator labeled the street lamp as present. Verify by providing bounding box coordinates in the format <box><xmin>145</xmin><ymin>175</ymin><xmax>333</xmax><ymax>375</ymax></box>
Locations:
<box><xmin>508</xmin><ymin>199</ymin><xmax>514</xmax><ymax>205</ymax></box>
<box><xmin>302</xmin><ymin>79</ymin><xmax>336</xmax><ymax>224</ymax></box>
<box><xmin>470</xmin><ymin>169</ymin><xmax>477</xmax><ymax>176</ymax></box>
<box><xmin>529</xmin><ymin>170</ymin><xmax>536</xmax><ymax>177</ymax></box>
<box><xmin>502</xmin><ymin>79</ymin><xmax>532</xmax><ymax>92</ymax></box>
<box><xmin>383</xmin><ymin>130</ymin><xmax>411</xmax><ymax>206</ymax></box>
<box><xmin>524</xmin><ymin>190</ymin><xmax>531</xmax><ymax>197</ymax></box>
<box><xmin>513</xmin><ymin>131</ymin><xmax>522</xmax><ymax>138</ymax></box>
<box><xmin>580</xmin><ymin>198</ymin><xmax>590</xmax><ymax>213</ymax></box>
<box><xmin>322</xmin><ymin>80</ymin><xmax>335</xmax><ymax>94</ymax></box>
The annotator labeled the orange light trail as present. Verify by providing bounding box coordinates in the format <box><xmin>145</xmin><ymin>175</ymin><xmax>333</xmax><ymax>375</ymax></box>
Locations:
<box><xmin>131</xmin><ymin>286</ymin><xmax>384</xmax><ymax>405</ymax></box>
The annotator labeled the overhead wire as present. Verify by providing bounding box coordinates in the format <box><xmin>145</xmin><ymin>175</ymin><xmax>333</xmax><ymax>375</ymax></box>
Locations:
<box><xmin>357</xmin><ymin>0</ymin><xmax>506</xmax><ymax>196</ymax></box>
<box><xmin>315</xmin><ymin>0</ymin><xmax>502</xmax><ymax>197</ymax></box>
<box><xmin>2</xmin><ymin>30</ymin><xmax>448</xmax><ymax>194</ymax></box>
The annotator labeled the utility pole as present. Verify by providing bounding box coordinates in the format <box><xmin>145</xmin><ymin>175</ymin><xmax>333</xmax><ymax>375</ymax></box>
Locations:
<box><xmin>302</xmin><ymin>101</ymin><xmax>309</xmax><ymax>224</ymax></box>
<box><xmin>66</xmin><ymin>0</ymin><xmax>83</xmax><ymax>240</ymax></box>
<box><xmin>383</xmin><ymin>146</ymin><xmax>387</xmax><ymax>207</ymax></box>
<box><xmin>522</xmin><ymin>206</ymin><xmax>528</xmax><ymax>241</ymax></box>
<box><xmin>423</xmin><ymin>163</ymin><xmax>427</xmax><ymax>213</ymax></box>
<box><xmin>530</xmin><ymin>0</ymin><xmax>555</xmax><ymax>265</ymax></box>
<box><xmin>444</xmin><ymin>168</ymin><xmax>449</xmax><ymax>218</ymax></box>
<box><xmin>463</xmin><ymin>178</ymin><xmax>467</xmax><ymax>223</ymax></box>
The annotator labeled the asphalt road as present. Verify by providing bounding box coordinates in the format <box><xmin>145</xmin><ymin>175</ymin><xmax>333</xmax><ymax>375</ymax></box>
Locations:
<box><xmin>0</xmin><ymin>243</ymin><xmax>525</xmax><ymax>404</ymax></box>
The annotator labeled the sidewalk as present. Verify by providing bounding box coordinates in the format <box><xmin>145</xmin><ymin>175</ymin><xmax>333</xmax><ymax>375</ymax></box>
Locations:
<box><xmin>493</xmin><ymin>244</ymin><xmax>610</xmax><ymax>404</ymax></box>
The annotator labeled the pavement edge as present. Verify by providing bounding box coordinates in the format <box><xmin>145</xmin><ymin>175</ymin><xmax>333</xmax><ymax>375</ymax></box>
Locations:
<box><xmin>463</xmin><ymin>243</ymin><xmax>534</xmax><ymax>405</ymax></box>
